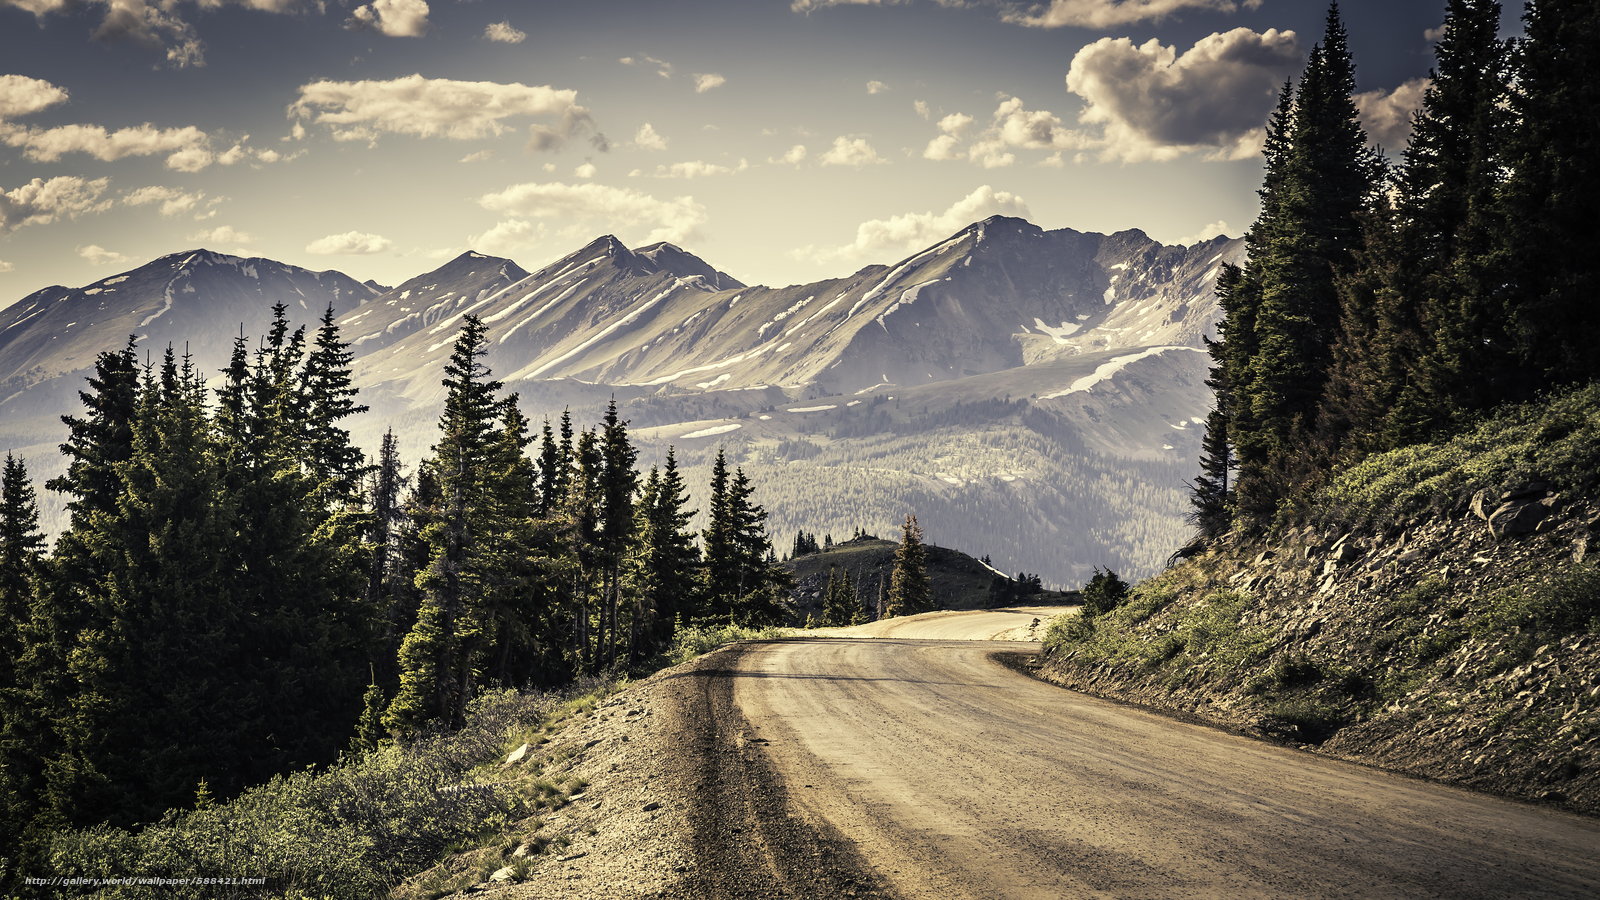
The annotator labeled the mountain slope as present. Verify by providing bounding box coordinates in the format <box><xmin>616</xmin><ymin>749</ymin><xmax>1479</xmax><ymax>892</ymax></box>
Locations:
<box><xmin>0</xmin><ymin>249</ymin><xmax>375</xmax><ymax>414</ymax></box>
<box><xmin>350</xmin><ymin>217</ymin><xmax>1237</xmax><ymax>407</ymax></box>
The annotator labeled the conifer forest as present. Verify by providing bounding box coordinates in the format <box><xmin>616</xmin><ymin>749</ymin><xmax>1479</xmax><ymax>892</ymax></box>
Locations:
<box><xmin>1190</xmin><ymin>0</ymin><xmax>1599</xmax><ymax>539</ymax></box>
<box><xmin>0</xmin><ymin>307</ymin><xmax>793</xmax><ymax>865</ymax></box>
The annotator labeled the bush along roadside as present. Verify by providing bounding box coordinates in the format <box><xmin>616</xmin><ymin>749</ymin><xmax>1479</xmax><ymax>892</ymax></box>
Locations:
<box><xmin>1039</xmin><ymin>405</ymin><xmax>1600</xmax><ymax>813</ymax></box>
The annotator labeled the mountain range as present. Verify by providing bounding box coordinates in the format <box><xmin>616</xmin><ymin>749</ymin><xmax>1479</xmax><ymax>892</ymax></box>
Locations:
<box><xmin>0</xmin><ymin>216</ymin><xmax>1243</xmax><ymax>586</ymax></box>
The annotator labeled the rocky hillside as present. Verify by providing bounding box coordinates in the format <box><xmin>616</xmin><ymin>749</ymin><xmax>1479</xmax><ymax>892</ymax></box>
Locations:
<box><xmin>1034</xmin><ymin>386</ymin><xmax>1600</xmax><ymax>814</ymax></box>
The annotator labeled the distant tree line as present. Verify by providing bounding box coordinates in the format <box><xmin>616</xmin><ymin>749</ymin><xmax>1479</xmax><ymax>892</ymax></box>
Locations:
<box><xmin>0</xmin><ymin>310</ymin><xmax>791</xmax><ymax>874</ymax></box>
<box><xmin>1193</xmin><ymin>0</ymin><xmax>1600</xmax><ymax>535</ymax></box>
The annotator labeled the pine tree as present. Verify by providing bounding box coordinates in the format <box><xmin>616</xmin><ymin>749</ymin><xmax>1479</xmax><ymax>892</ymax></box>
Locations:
<box><xmin>885</xmin><ymin>514</ymin><xmax>931</xmax><ymax>617</ymax></box>
<box><xmin>1496</xmin><ymin>0</ymin><xmax>1600</xmax><ymax>394</ymax></box>
<box><xmin>399</xmin><ymin>315</ymin><xmax>506</xmax><ymax>729</ymax></box>
<box><xmin>0</xmin><ymin>453</ymin><xmax>45</xmax><ymax>856</ymax></box>
<box><xmin>1228</xmin><ymin>3</ymin><xmax>1381</xmax><ymax>521</ymax></box>
<box><xmin>637</xmin><ymin>448</ymin><xmax>699</xmax><ymax>649</ymax></box>
<box><xmin>302</xmin><ymin>304</ymin><xmax>371</xmax><ymax>504</ymax></box>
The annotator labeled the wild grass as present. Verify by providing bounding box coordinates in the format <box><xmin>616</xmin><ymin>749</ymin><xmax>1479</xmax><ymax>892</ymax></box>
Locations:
<box><xmin>1314</xmin><ymin>383</ymin><xmax>1600</xmax><ymax>531</ymax></box>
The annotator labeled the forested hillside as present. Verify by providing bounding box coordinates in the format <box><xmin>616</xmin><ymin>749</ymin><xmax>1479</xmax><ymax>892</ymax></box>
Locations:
<box><xmin>1192</xmin><ymin>0</ymin><xmax>1600</xmax><ymax>537</ymax></box>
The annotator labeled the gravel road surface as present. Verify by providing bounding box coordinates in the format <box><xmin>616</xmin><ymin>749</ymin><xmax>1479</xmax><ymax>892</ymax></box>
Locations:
<box><xmin>715</xmin><ymin>607</ymin><xmax>1600</xmax><ymax>899</ymax></box>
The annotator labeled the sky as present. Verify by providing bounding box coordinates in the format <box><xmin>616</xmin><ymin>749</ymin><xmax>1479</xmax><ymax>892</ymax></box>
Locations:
<box><xmin>0</xmin><ymin>0</ymin><xmax>1511</xmax><ymax>304</ymax></box>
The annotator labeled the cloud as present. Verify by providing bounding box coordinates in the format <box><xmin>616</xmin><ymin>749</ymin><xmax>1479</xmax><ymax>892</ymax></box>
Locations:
<box><xmin>644</xmin><ymin>159</ymin><xmax>748</xmax><ymax>179</ymax></box>
<box><xmin>0</xmin><ymin>120</ymin><xmax>215</xmax><ymax>170</ymax></box>
<box><xmin>469</xmin><ymin>218</ymin><xmax>545</xmax><ymax>258</ymax></box>
<box><xmin>306</xmin><ymin>231</ymin><xmax>393</xmax><ymax>255</ymax></box>
<box><xmin>867</xmin><ymin>80</ymin><xmax>889</xmax><ymax>94</ymax></box>
<box><xmin>634</xmin><ymin>123</ymin><xmax>668</xmax><ymax>151</ymax></box>
<box><xmin>9</xmin><ymin>0</ymin><xmax>309</xmax><ymax>67</ymax></box>
<box><xmin>189</xmin><ymin>224</ymin><xmax>253</xmax><ymax>244</ymax></box>
<box><xmin>820</xmin><ymin>136</ymin><xmax>887</xmax><ymax>168</ymax></box>
<box><xmin>460</xmin><ymin>149</ymin><xmax>494</xmax><ymax>162</ymax></box>
<box><xmin>1355</xmin><ymin>78</ymin><xmax>1428</xmax><ymax>151</ymax></box>
<box><xmin>485</xmin><ymin>21</ymin><xmax>526</xmax><ymax>43</ymax></box>
<box><xmin>478</xmin><ymin>181</ymin><xmax>708</xmax><ymax>245</ymax></box>
<box><xmin>0</xmin><ymin>176</ymin><xmax>113</xmax><ymax>235</ymax></box>
<box><xmin>621</xmin><ymin>55</ymin><xmax>673</xmax><ymax>78</ymax></box>
<box><xmin>1174</xmin><ymin>219</ymin><xmax>1231</xmax><ymax>245</ymax></box>
<box><xmin>123</xmin><ymin>185</ymin><xmax>207</xmax><ymax>217</ymax></box>
<box><xmin>0</xmin><ymin>74</ymin><xmax>68</xmax><ymax>119</ymax></box>
<box><xmin>1002</xmin><ymin>0</ymin><xmax>1250</xmax><ymax>29</ymax></box>
<box><xmin>1066</xmin><ymin>27</ymin><xmax>1302</xmax><ymax>162</ymax></box>
<box><xmin>0</xmin><ymin>260</ymin><xmax>13</xmax><ymax>274</ymax></box>
<box><xmin>292</xmin><ymin>75</ymin><xmax>603</xmax><ymax>154</ymax></box>
<box><xmin>347</xmin><ymin>0</ymin><xmax>430</xmax><ymax>38</ymax></box>
<box><xmin>914</xmin><ymin>100</ymin><xmax>930</xmax><ymax>120</ymax></box>
<box><xmin>1424</xmin><ymin>24</ymin><xmax>1446</xmax><ymax>42</ymax></box>
<box><xmin>792</xmin><ymin>184</ymin><xmax>1029</xmax><ymax>264</ymax></box>
<box><xmin>693</xmin><ymin>73</ymin><xmax>726</xmax><ymax>93</ymax></box>
<box><xmin>574</xmin><ymin>161</ymin><xmax>597</xmax><ymax>178</ymax></box>
<box><xmin>78</xmin><ymin>244</ymin><xmax>132</xmax><ymax>266</ymax></box>
<box><xmin>923</xmin><ymin>100</ymin><xmax>1078</xmax><ymax>167</ymax></box>
<box><xmin>768</xmin><ymin>144</ymin><xmax>807</xmax><ymax>166</ymax></box>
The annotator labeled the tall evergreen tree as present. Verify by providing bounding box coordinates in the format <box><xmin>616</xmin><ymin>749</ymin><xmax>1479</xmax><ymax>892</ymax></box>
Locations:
<box><xmin>1230</xmin><ymin>3</ymin><xmax>1381</xmax><ymax>521</ymax></box>
<box><xmin>885</xmin><ymin>514</ymin><xmax>932</xmax><ymax>617</ymax></box>
<box><xmin>302</xmin><ymin>304</ymin><xmax>371</xmax><ymax>504</ymax></box>
<box><xmin>0</xmin><ymin>453</ymin><xmax>45</xmax><ymax>857</ymax></box>
<box><xmin>636</xmin><ymin>449</ymin><xmax>699</xmax><ymax>649</ymax></box>
<box><xmin>1496</xmin><ymin>0</ymin><xmax>1600</xmax><ymax>394</ymax></box>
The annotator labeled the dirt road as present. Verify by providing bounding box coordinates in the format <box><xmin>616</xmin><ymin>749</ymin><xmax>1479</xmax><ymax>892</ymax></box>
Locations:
<box><xmin>682</xmin><ymin>607</ymin><xmax>1600</xmax><ymax>899</ymax></box>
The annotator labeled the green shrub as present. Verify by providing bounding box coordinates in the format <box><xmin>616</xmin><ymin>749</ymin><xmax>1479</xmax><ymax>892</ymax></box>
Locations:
<box><xmin>41</xmin><ymin>683</ymin><xmax>610</xmax><ymax>899</ymax></box>
<box><xmin>666</xmin><ymin>620</ymin><xmax>792</xmax><ymax>665</ymax></box>
<box><xmin>1474</xmin><ymin>563</ymin><xmax>1600</xmax><ymax>639</ymax></box>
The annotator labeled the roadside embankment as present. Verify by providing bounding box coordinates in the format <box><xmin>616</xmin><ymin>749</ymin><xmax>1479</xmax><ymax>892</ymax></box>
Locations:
<box><xmin>1039</xmin><ymin>492</ymin><xmax>1600</xmax><ymax>814</ymax></box>
<box><xmin>1038</xmin><ymin>389</ymin><xmax>1600</xmax><ymax>815</ymax></box>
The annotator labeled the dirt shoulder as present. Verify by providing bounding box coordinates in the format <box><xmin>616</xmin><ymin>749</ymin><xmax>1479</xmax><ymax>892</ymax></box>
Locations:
<box><xmin>399</xmin><ymin>645</ymin><xmax>891</xmax><ymax>900</ymax></box>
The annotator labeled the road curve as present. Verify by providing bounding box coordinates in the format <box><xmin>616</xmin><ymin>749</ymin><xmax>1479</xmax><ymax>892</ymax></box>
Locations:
<box><xmin>721</xmin><ymin>608</ymin><xmax>1600</xmax><ymax>899</ymax></box>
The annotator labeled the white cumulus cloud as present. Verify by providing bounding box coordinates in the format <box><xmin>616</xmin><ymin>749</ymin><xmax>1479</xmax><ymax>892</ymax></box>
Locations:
<box><xmin>1356</xmin><ymin>78</ymin><xmax>1429</xmax><ymax>151</ymax></box>
<box><xmin>574</xmin><ymin>162</ymin><xmax>597</xmax><ymax>178</ymax></box>
<box><xmin>634</xmin><ymin>123</ymin><xmax>668</xmax><ymax>150</ymax></box>
<box><xmin>306</xmin><ymin>231</ymin><xmax>393</xmax><ymax>255</ymax></box>
<box><xmin>792</xmin><ymin>184</ymin><xmax>1029</xmax><ymax>264</ymax></box>
<box><xmin>620</xmin><ymin>55</ymin><xmax>674</xmax><ymax>79</ymax></box>
<box><xmin>189</xmin><ymin>224</ymin><xmax>253</xmax><ymax>244</ymax></box>
<box><xmin>123</xmin><ymin>185</ymin><xmax>207</xmax><ymax>218</ymax></box>
<box><xmin>867</xmin><ymin>80</ymin><xmax>889</xmax><ymax>94</ymax></box>
<box><xmin>478</xmin><ymin>181</ymin><xmax>708</xmax><ymax>245</ymax></box>
<box><xmin>768</xmin><ymin>144</ymin><xmax>807</xmax><ymax>166</ymax></box>
<box><xmin>0</xmin><ymin>260</ymin><xmax>14</xmax><ymax>273</ymax></box>
<box><xmin>0</xmin><ymin>176</ymin><xmax>112</xmax><ymax>235</ymax></box>
<box><xmin>347</xmin><ymin>0</ymin><xmax>430</xmax><ymax>37</ymax></box>
<box><xmin>1066</xmin><ymin>27</ymin><xmax>1302</xmax><ymax>162</ymax></box>
<box><xmin>1174</xmin><ymin>220</ymin><xmax>1232</xmax><ymax>245</ymax></box>
<box><xmin>291</xmin><ymin>74</ymin><xmax>602</xmax><ymax>153</ymax></box>
<box><xmin>693</xmin><ymin>73</ymin><xmax>726</xmax><ymax>93</ymax></box>
<box><xmin>646</xmin><ymin>159</ymin><xmax>748</xmax><ymax>179</ymax></box>
<box><xmin>0</xmin><ymin>74</ymin><xmax>68</xmax><ymax>119</ymax></box>
<box><xmin>78</xmin><ymin>244</ymin><xmax>132</xmax><ymax>267</ymax></box>
<box><xmin>1003</xmin><ymin>0</ymin><xmax>1252</xmax><ymax>29</ymax></box>
<box><xmin>485</xmin><ymin>21</ymin><xmax>526</xmax><ymax>43</ymax></box>
<box><xmin>820</xmin><ymin>136</ymin><xmax>887</xmax><ymax>168</ymax></box>
<box><xmin>0</xmin><ymin>121</ymin><xmax>214</xmax><ymax>171</ymax></box>
<box><xmin>914</xmin><ymin>100</ymin><xmax>930</xmax><ymax>120</ymax></box>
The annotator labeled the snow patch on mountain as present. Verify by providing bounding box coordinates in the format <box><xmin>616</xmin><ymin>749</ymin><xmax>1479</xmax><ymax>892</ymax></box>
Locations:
<box><xmin>680</xmin><ymin>423</ymin><xmax>742</xmax><ymax>439</ymax></box>
<box><xmin>1039</xmin><ymin>346</ymin><xmax>1201</xmax><ymax>398</ymax></box>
